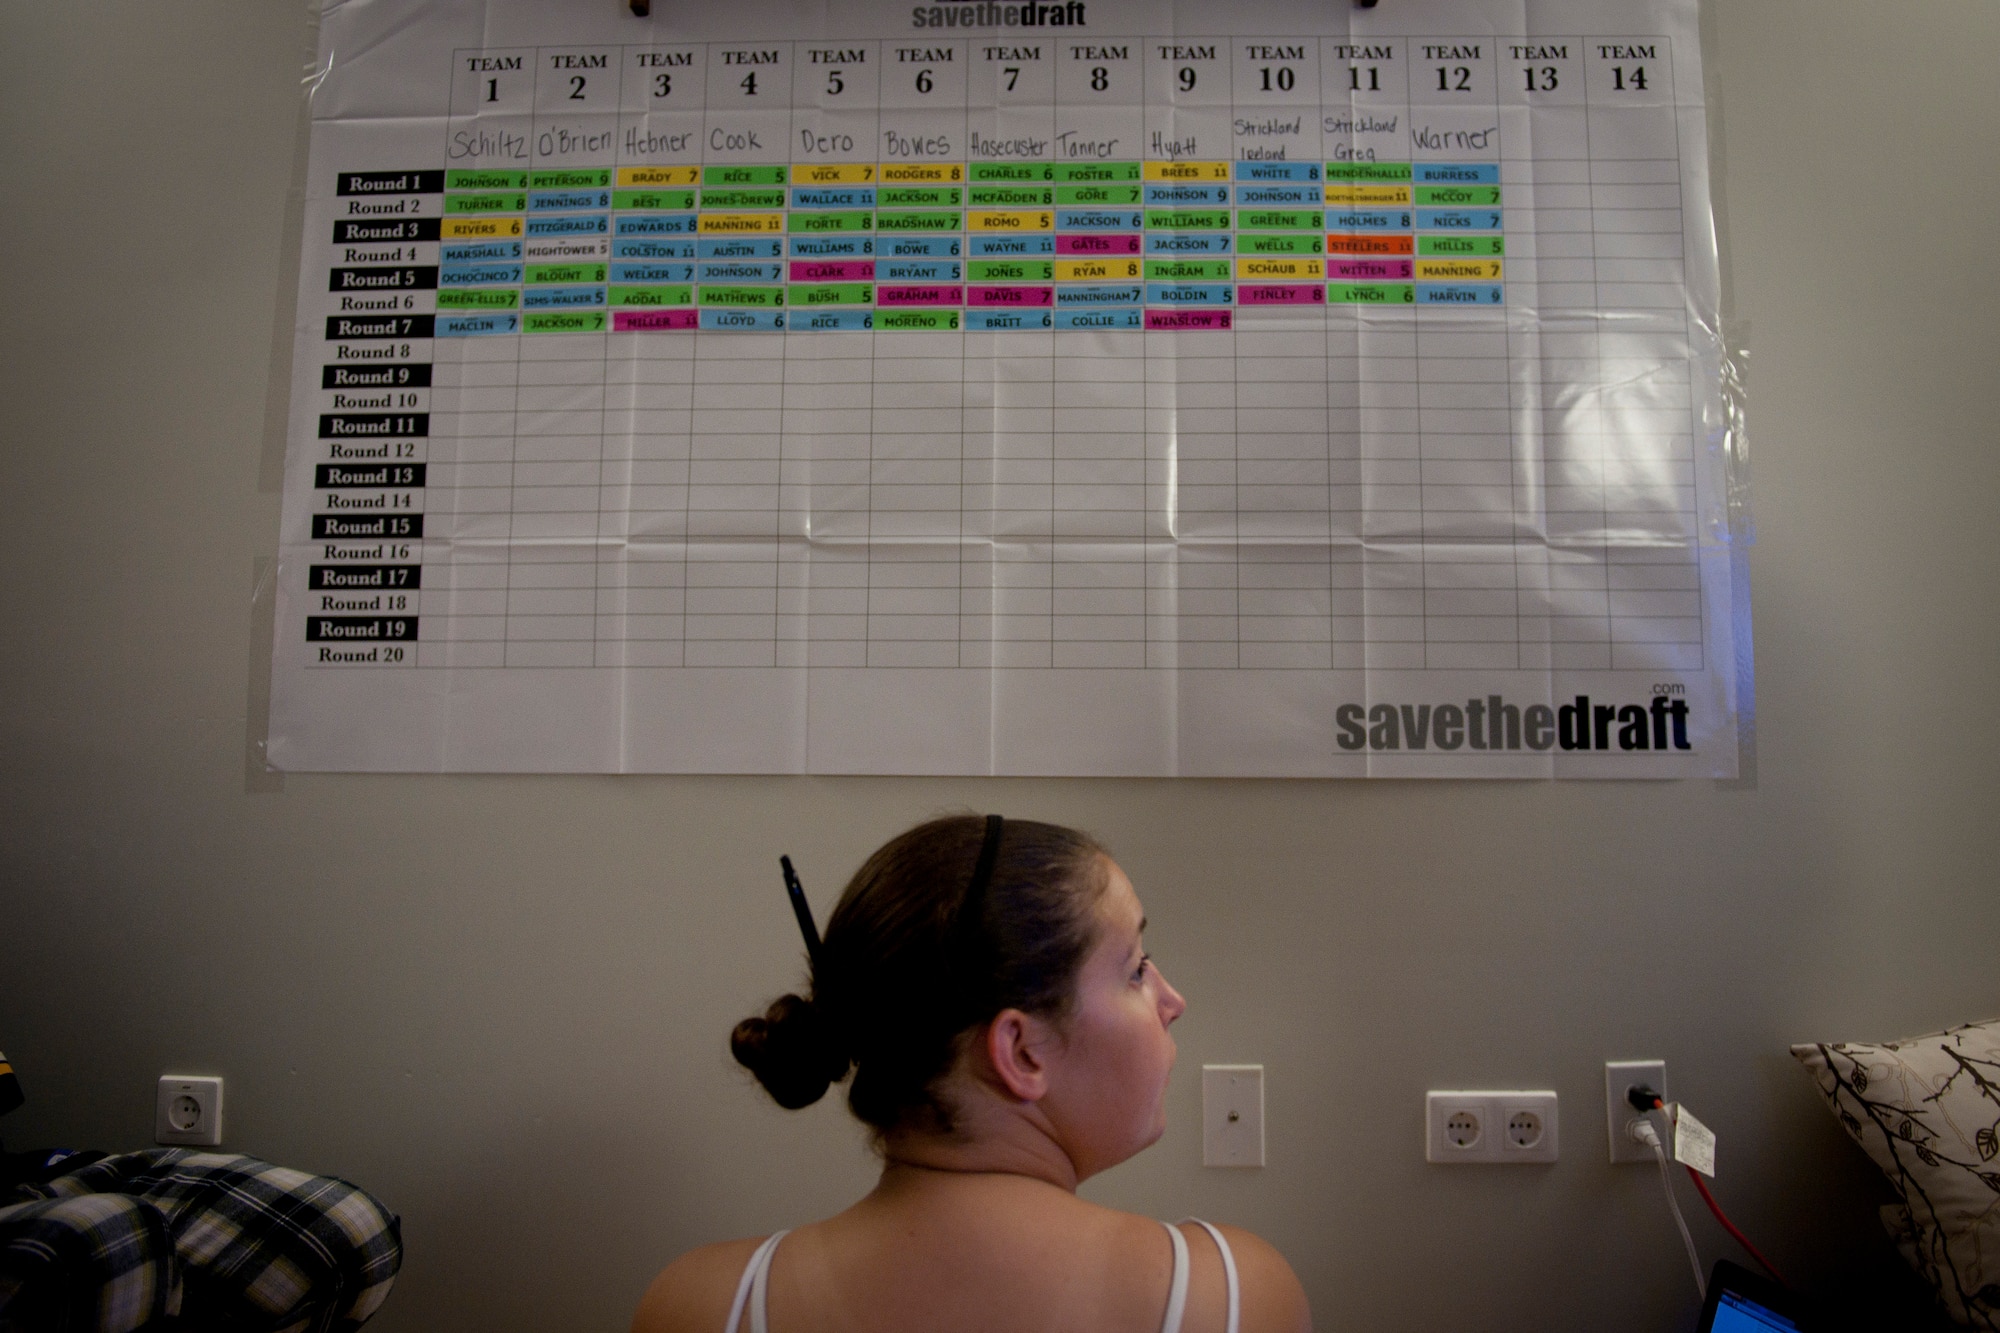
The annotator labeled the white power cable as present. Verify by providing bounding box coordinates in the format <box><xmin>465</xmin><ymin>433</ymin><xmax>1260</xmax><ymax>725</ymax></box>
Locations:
<box><xmin>1633</xmin><ymin>1112</ymin><xmax>1705</xmax><ymax>1300</ymax></box>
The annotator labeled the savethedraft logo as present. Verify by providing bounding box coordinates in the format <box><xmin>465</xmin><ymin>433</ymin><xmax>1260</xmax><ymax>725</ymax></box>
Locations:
<box><xmin>1335</xmin><ymin>691</ymin><xmax>1695</xmax><ymax>753</ymax></box>
<box><xmin>913</xmin><ymin>1</ymin><xmax>1087</xmax><ymax>28</ymax></box>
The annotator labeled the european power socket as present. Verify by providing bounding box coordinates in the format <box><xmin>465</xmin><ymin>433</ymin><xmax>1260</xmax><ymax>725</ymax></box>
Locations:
<box><xmin>156</xmin><ymin>1075</ymin><xmax>223</xmax><ymax>1147</ymax></box>
<box><xmin>1605</xmin><ymin>1060</ymin><xmax>1668</xmax><ymax>1164</ymax></box>
<box><xmin>1426</xmin><ymin>1090</ymin><xmax>1559</xmax><ymax>1163</ymax></box>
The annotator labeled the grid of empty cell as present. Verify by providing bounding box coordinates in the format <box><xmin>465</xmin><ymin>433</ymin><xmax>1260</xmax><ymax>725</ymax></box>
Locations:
<box><xmin>419</xmin><ymin>336</ymin><xmax>515</xmax><ymax>669</ymax></box>
<box><xmin>783</xmin><ymin>336</ymin><xmax>874</xmax><ymax>668</ymax></box>
<box><xmin>1416</xmin><ymin>326</ymin><xmax>1518</xmax><ymax>671</ymax></box>
<box><xmin>867</xmin><ymin>343</ymin><xmax>963</xmax><ymax>667</ymax></box>
<box><xmin>1049</xmin><ymin>335</ymin><xmax>1148</xmax><ymax>668</ymax></box>
<box><xmin>594</xmin><ymin>334</ymin><xmax>694</xmax><ymax>667</ymax></box>
<box><xmin>502</xmin><ymin>334</ymin><xmax>605</xmax><ymax>666</ymax></box>
<box><xmin>1231</xmin><ymin>328</ymin><xmax>1332</xmax><ymax>668</ymax></box>
<box><xmin>1341</xmin><ymin>326</ymin><xmax>1423</xmax><ymax>669</ymax></box>
<box><xmin>965</xmin><ymin>334</ymin><xmax>1056</xmax><ymax>668</ymax></box>
<box><xmin>684</xmin><ymin>333</ymin><xmax>783</xmax><ymax>666</ymax></box>
<box><xmin>1146</xmin><ymin>330</ymin><xmax>1237</xmax><ymax>669</ymax></box>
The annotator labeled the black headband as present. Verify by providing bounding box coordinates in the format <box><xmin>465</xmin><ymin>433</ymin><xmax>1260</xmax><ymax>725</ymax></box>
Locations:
<box><xmin>961</xmin><ymin>814</ymin><xmax>1005</xmax><ymax>924</ymax></box>
<box><xmin>945</xmin><ymin>815</ymin><xmax>1006</xmax><ymax>1012</ymax></box>
<box><xmin>779</xmin><ymin>815</ymin><xmax>1003</xmax><ymax>973</ymax></box>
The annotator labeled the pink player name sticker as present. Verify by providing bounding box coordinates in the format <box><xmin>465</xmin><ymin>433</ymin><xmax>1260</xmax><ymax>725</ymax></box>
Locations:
<box><xmin>788</xmin><ymin>260</ymin><xmax>875</xmax><ymax>282</ymax></box>
<box><xmin>1056</xmin><ymin>234</ymin><xmax>1141</xmax><ymax>255</ymax></box>
<box><xmin>875</xmin><ymin>285</ymin><xmax>963</xmax><ymax>306</ymax></box>
<box><xmin>613</xmin><ymin>309</ymin><xmax>698</xmax><ymax>331</ymax></box>
<box><xmin>968</xmin><ymin>286</ymin><xmax>1054</xmax><ymax>307</ymax></box>
<box><xmin>1238</xmin><ymin>284</ymin><xmax>1325</xmax><ymax>305</ymax></box>
<box><xmin>1329</xmin><ymin>258</ymin><xmax>1414</xmax><ymax>280</ymax></box>
<box><xmin>1145</xmin><ymin>309</ymin><xmax>1233</xmax><ymax>330</ymax></box>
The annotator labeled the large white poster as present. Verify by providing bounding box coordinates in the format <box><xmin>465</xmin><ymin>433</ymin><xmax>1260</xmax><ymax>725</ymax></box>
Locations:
<box><xmin>268</xmin><ymin>0</ymin><xmax>1741</xmax><ymax>775</ymax></box>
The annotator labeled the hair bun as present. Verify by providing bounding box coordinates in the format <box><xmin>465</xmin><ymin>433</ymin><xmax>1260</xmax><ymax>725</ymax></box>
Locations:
<box><xmin>731</xmin><ymin>993</ymin><xmax>851</xmax><ymax>1110</ymax></box>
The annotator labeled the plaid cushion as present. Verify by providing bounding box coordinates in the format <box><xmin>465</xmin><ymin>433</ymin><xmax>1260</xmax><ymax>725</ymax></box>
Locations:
<box><xmin>2</xmin><ymin>1149</ymin><xmax>400</xmax><ymax>1333</ymax></box>
<box><xmin>0</xmin><ymin>1192</ymin><xmax>177</xmax><ymax>1332</ymax></box>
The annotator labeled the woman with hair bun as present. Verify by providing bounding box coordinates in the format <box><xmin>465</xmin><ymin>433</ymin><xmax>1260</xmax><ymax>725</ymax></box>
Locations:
<box><xmin>632</xmin><ymin>814</ymin><xmax>1312</xmax><ymax>1333</ymax></box>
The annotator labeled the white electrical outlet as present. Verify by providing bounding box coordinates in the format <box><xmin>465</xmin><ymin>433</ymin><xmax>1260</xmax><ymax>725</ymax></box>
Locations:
<box><xmin>156</xmin><ymin>1075</ymin><xmax>223</xmax><ymax>1147</ymax></box>
<box><xmin>1605</xmin><ymin>1060</ymin><xmax>1668</xmax><ymax>1164</ymax></box>
<box><xmin>1427</xmin><ymin>1091</ymin><xmax>1558</xmax><ymax>1163</ymax></box>
<box><xmin>1202</xmin><ymin>1065</ymin><xmax>1264</xmax><ymax>1167</ymax></box>
<box><xmin>1427</xmin><ymin>1093</ymin><xmax>1489</xmax><ymax>1160</ymax></box>
<box><xmin>1501</xmin><ymin>1096</ymin><xmax>1559</xmax><ymax>1159</ymax></box>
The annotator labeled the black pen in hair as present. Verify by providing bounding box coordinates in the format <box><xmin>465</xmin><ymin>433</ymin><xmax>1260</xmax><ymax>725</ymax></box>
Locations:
<box><xmin>780</xmin><ymin>855</ymin><xmax>823</xmax><ymax>968</ymax></box>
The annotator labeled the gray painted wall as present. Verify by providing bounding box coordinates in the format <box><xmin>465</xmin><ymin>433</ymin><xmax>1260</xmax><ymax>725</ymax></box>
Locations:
<box><xmin>2</xmin><ymin>3</ymin><xmax>1995</xmax><ymax>1329</ymax></box>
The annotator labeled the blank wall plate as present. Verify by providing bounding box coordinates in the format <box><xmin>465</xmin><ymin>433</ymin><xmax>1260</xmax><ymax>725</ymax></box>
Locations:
<box><xmin>156</xmin><ymin>1075</ymin><xmax>223</xmax><ymax>1147</ymax></box>
<box><xmin>1426</xmin><ymin>1091</ymin><xmax>1559</xmax><ymax>1163</ymax></box>
<box><xmin>1605</xmin><ymin>1060</ymin><xmax>1668</xmax><ymax>1164</ymax></box>
<box><xmin>1202</xmin><ymin>1065</ymin><xmax>1264</xmax><ymax>1167</ymax></box>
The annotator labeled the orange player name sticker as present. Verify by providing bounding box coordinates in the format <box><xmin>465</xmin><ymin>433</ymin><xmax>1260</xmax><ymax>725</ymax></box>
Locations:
<box><xmin>1327</xmin><ymin>233</ymin><xmax>1414</xmax><ymax>255</ymax></box>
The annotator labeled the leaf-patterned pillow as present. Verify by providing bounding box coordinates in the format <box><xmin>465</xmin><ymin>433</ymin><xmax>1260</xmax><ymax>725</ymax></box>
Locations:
<box><xmin>1794</xmin><ymin>1019</ymin><xmax>2000</xmax><ymax>1329</ymax></box>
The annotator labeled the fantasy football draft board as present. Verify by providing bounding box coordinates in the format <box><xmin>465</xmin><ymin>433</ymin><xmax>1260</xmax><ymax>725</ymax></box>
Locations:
<box><xmin>268</xmin><ymin>0</ymin><xmax>1743</xmax><ymax>775</ymax></box>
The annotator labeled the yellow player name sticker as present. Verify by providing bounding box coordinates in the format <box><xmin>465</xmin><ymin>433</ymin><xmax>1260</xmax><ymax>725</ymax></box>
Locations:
<box><xmin>1414</xmin><ymin>258</ymin><xmax>1503</xmax><ymax>280</ymax></box>
<box><xmin>1144</xmin><ymin>161</ymin><xmax>1231</xmax><ymax>181</ymax></box>
<box><xmin>969</xmin><ymin>209</ymin><xmax>1053</xmax><ymax>231</ymax></box>
<box><xmin>1325</xmin><ymin>184</ymin><xmax>1412</xmax><ymax>205</ymax></box>
<box><xmin>618</xmin><ymin>165</ymin><xmax>700</xmax><ymax>187</ymax></box>
<box><xmin>442</xmin><ymin>216</ymin><xmax>524</xmax><ymax>238</ymax></box>
<box><xmin>881</xmin><ymin>162</ymin><xmax>963</xmax><ymax>182</ymax></box>
<box><xmin>699</xmin><ymin>213</ymin><xmax>785</xmax><ymax>233</ymax></box>
<box><xmin>1056</xmin><ymin>258</ymin><xmax>1141</xmax><ymax>280</ymax></box>
<box><xmin>1237</xmin><ymin>256</ymin><xmax>1324</xmax><ymax>279</ymax></box>
<box><xmin>797</xmin><ymin>163</ymin><xmax>876</xmax><ymax>184</ymax></box>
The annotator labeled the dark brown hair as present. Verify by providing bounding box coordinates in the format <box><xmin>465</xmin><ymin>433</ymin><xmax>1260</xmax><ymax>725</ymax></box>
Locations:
<box><xmin>730</xmin><ymin>815</ymin><xmax>1110</xmax><ymax>1134</ymax></box>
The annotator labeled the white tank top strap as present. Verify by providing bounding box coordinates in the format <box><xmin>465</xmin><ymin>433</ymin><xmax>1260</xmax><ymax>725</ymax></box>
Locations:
<box><xmin>1158</xmin><ymin>1219</ymin><xmax>1192</xmax><ymax>1333</ymax></box>
<box><xmin>723</xmin><ymin>1230</ymin><xmax>787</xmax><ymax>1333</ymax></box>
<box><xmin>1179</xmin><ymin>1218</ymin><xmax>1241</xmax><ymax>1333</ymax></box>
<box><xmin>727</xmin><ymin>1221</ymin><xmax>1234</xmax><ymax>1333</ymax></box>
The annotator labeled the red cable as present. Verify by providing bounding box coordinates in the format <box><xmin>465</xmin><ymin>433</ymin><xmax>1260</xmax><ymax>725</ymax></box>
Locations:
<box><xmin>1643</xmin><ymin>1096</ymin><xmax>1789</xmax><ymax>1288</ymax></box>
<box><xmin>1685</xmin><ymin>1165</ymin><xmax>1788</xmax><ymax>1287</ymax></box>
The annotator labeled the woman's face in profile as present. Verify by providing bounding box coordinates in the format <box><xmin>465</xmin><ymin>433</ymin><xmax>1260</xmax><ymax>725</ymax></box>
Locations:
<box><xmin>1037</xmin><ymin>858</ymin><xmax>1187</xmax><ymax>1178</ymax></box>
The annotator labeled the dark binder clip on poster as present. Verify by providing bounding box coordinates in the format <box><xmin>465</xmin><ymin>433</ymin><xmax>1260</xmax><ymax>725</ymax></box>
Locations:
<box><xmin>630</xmin><ymin>0</ymin><xmax>649</xmax><ymax>15</ymax></box>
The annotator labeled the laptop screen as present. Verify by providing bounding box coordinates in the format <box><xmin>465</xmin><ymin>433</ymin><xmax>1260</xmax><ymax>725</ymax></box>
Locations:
<box><xmin>1708</xmin><ymin>1288</ymin><xmax>1802</xmax><ymax>1333</ymax></box>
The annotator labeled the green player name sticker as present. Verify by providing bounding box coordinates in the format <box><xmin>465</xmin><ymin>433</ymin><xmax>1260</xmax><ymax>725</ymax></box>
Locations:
<box><xmin>437</xmin><ymin>289</ymin><xmax>520</xmax><ymax>309</ymax></box>
<box><xmin>789</xmin><ymin>283</ymin><xmax>873</xmax><ymax>306</ymax></box>
<box><xmin>877</xmin><ymin>309</ymin><xmax>963</xmax><ymax>330</ymax></box>
<box><xmin>1328</xmin><ymin>283</ymin><xmax>1415</xmax><ymax>303</ymax></box>
<box><xmin>610</xmin><ymin>285</ymin><xmax>694</xmax><ymax>306</ymax></box>
<box><xmin>446</xmin><ymin>169</ymin><xmax>528</xmax><ymax>190</ymax></box>
<box><xmin>1325</xmin><ymin>162</ymin><xmax>1412</xmax><ymax>182</ymax></box>
<box><xmin>1239</xmin><ymin>233</ymin><xmax>1322</xmax><ymax>255</ymax></box>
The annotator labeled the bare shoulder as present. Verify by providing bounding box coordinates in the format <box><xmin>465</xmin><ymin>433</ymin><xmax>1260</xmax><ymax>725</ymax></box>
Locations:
<box><xmin>1204</xmin><ymin>1223</ymin><xmax>1313</xmax><ymax>1333</ymax></box>
<box><xmin>630</xmin><ymin>1236</ymin><xmax>765</xmax><ymax>1333</ymax></box>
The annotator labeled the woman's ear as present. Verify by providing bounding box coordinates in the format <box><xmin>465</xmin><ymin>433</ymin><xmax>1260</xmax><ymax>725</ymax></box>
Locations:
<box><xmin>983</xmin><ymin>1007</ymin><xmax>1057</xmax><ymax>1102</ymax></box>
